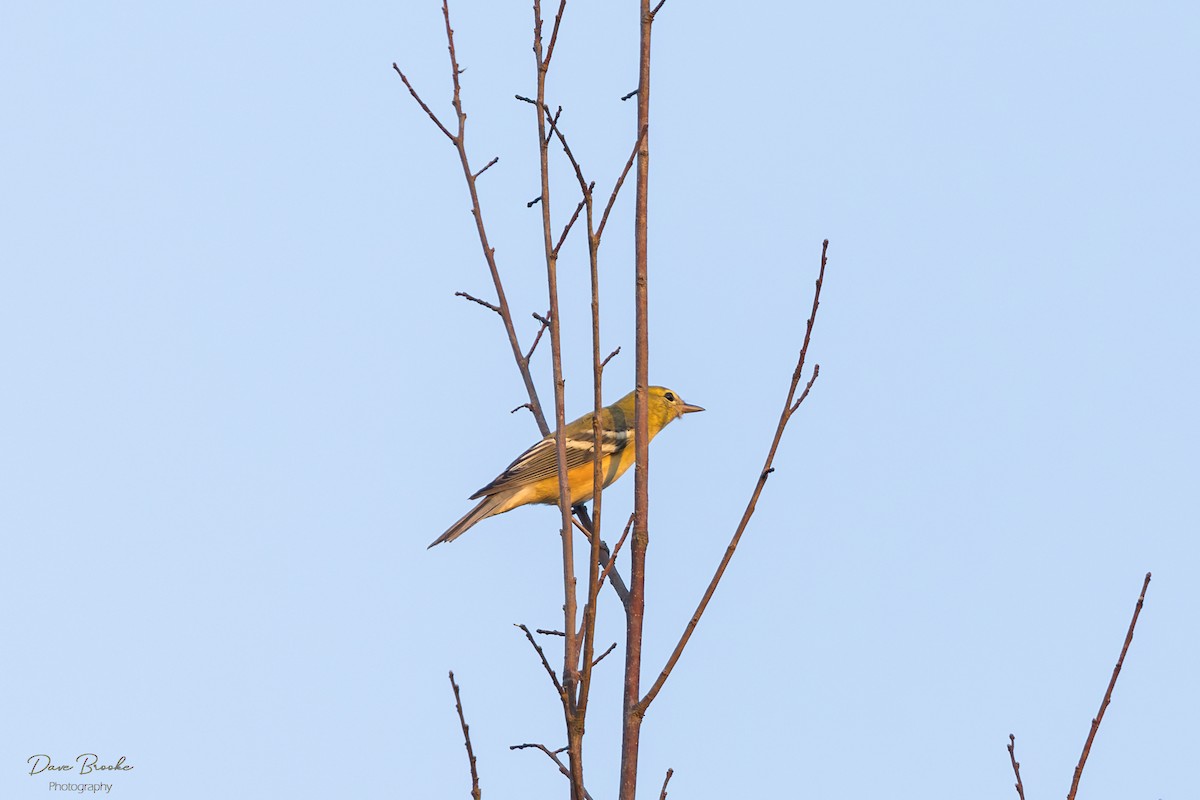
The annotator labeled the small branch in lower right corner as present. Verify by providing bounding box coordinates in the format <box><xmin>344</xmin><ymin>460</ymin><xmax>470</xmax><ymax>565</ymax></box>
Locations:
<box><xmin>1007</xmin><ymin>734</ymin><xmax>1026</xmax><ymax>800</ymax></box>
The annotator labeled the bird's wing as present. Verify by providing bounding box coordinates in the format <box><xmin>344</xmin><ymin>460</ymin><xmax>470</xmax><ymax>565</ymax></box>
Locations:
<box><xmin>469</xmin><ymin>409</ymin><xmax>630</xmax><ymax>499</ymax></box>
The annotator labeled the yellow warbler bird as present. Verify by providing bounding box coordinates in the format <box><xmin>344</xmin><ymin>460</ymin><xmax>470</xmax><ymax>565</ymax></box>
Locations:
<box><xmin>429</xmin><ymin>386</ymin><xmax>703</xmax><ymax>548</ymax></box>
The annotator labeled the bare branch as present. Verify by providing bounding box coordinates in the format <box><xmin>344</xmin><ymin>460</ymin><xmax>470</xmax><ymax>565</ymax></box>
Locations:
<box><xmin>510</xmin><ymin>402</ymin><xmax>535</xmax><ymax>416</ymax></box>
<box><xmin>543</xmin><ymin>0</ymin><xmax>568</xmax><ymax>69</ymax></box>
<box><xmin>471</xmin><ymin>156</ymin><xmax>499</xmax><ymax>180</ymax></box>
<box><xmin>455</xmin><ymin>291</ymin><xmax>501</xmax><ymax>314</ymax></box>
<box><xmin>391</xmin><ymin>63</ymin><xmax>456</xmax><ymax>142</ymax></box>
<box><xmin>600</xmin><ymin>346</ymin><xmax>621</xmax><ymax>370</ymax></box>
<box><xmin>554</xmin><ymin>195</ymin><xmax>588</xmax><ymax>256</ymax></box>
<box><xmin>448</xmin><ymin>671</ymin><xmax>482</xmax><ymax>800</ymax></box>
<box><xmin>620</xmin><ymin>89</ymin><xmax>638</xmax><ymax>101</ymax></box>
<box><xmin>510</xmin><ymin>743</ymin><xmax>595</xmax><ymax>800</ymax></box>
<box><xmin>591</xmin><ymin>642</ymin><xmax>618</xmax><ymax>667</ymax></box>
<box><xmin>524</xmin><ymin>312</ymin><xmax>551</xmax><ymax>362</ymax></box>
<box><xmin>659</xmin><ymin>768</ymin><xmax>674</xmax><ymax>800</ymax></box>
<box><xmin>1067</xmin><ymin>572</ymin><xmax>1152</xmax><ymax>800</ymax></box>
<box><xmin>596</xmin><ymin>125</ymin><xmax>647</xmax><ymax>242</ymax></box>
<box><xmin>1007</xmin><ymin>734</ymin><xmax>1026</xmax><ymax>800</ymax></box>
<box><xmin>597</xmin><ymin>513</ymin><xmax>634</xmax><ymax>594</ymax></box>
<box><xmin>638</xmin><ymin>240</ymin><xmax>830</xmax><ymax>715</ymax></box>
<box><xmin>537</xmin><ymin>629</ymin><xmax>566</xmax><ymax>637</ymax></box>
<box><xmin>574</xmin><ymin>506</ymin><xmax>631</xmax><ymax>605</ymax></box>
<box><xmin>515</xmin><ymin>623</ymin><xmax>565</xmax><ymax>698</ymax></box>
<box><xmin>397</xmin><ymin>0</ymin><xmax>550</xmax><ymax>437</ymax></box>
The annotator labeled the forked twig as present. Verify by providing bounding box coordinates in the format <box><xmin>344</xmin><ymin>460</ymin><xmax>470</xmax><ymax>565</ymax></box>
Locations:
<box><xmin>510</xmin><ymin>743</ymin><xmax>595</xmax><ymax>800</ymax></box>
<box><xmin>448</xmin><ymin>671</ymin><xmax>482</xmax><ymax>800</ymax></box>
<box><xmin>1066</xmin><ymin>572</ymin><xmax>1152</xmax><ymax>800</ymax></box>
<box><xmin>515</xmin><ymin>623</ymin><xmax>565</xmax><ymax>698</ymax></box>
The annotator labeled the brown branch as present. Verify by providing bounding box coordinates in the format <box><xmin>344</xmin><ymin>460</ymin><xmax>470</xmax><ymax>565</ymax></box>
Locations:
<box><xmin>600</xmin><ymin>346</ymin><xmax>621</xmax><ymax>370</ymax></box>
<box><xmin>658</xmin><ymin>768</ymin><xmax>674</xmax><ymax>800</ymax></box>
<box><xmin>649</xmin><ymin>0</ymin><xmax>668</xmax><ymax>17</ymax></box>
<box><xmin>591</xmin><ymin>642</ymin><xmax>618</xmax><ymax>667</ymax></box>
<box><xmin>525</xmin><ymin>312</ymin><xmax>551</xmax><ymax>361</ymax></box>
<box><xmin>510</xmin><ymin>743</ymin><xmax>595</xmax><ymax>800</ymax></box>
<box><xmin>510</xmin><ymin>402</ymin><xmax>535</xmax><ymax>415</ymax></box>
<box><xmin>637</xmin><ymin>239</ymin><xmax>829</xmax><ymax>716</ymax></box>
<box><xmin>574</xmin><ymin>506</ymin><xmax>630</xmax><ymax>605</ymax></box>
<box><xmin>395</xmin><ymin>0</ymin><xmax>550</xmax><ymax>437</ymax></box>
<box><xmin>391</xmin><ymin>64</ymin><xmax>455</xmax><ymax>142</ymax></box>
<box><xmin>597</xmin><ymin>513</ymin><xmax>634</xmax><ymax>594</ymax></box>
<box><xmin>620</xmin><ymin>89</ymin><xmax>638</xmax><ymax>101</ymax></box>
<box><xmin>515</xmin><ymin>623</ymin><xmax>565</xmax><ymax>698</ymax></box>
<box><xmin>619</xmin><ymin>3</ymin><xmax>654</xmax><ymax>794</ymax></box>
<box><xmin>554</xmin><ymin>195</ymin><xmax>588</xmax><ymax>256</ymax></box>
<box><xmin>448</xmin><ymin>671</ymin><xmax>482</xmax><ymax>800</ymax></box>
<box><xmin>471</xmin><ymin>156</ymin><xmax>499</xmax><ymax>180</ymax></box>
<box><xmin>1066</xmin><ymin>571</ymin><xmax>1152</xmax><ymax>800</ymax></box>
<box><xmin>543</xmin><ymin>0</ymin><xmax>568</xmax><ymax>69</ymax></box>
<box><xmin>1006</xmin><ymin>734</ymin><xmax>1026</xmax><ymax>800</ymax></box>
<box><xmin>531</xmin><ymin>4</ymin><xmax>585</xmax><ymax>797</ymax></box>
<box><xmin>537</xmin><ymin>629</ymin><xmax>566</xmax><ymax>637</ymax></box>
<box><xmin>596</xmin><ymin>126</ymin><xmax>647</xmax><ymax>242</ymax></box>
<box><xmin>455</xmin><ymin>291</ymin><xmax>501</xmax><ymax>314</ymax></box>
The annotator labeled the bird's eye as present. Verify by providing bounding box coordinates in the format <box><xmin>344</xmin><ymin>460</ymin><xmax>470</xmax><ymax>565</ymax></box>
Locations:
<box><xmin>664</xmin><ymin>392</ymin><xmax>675</xmax><ymax>401</ymax></box>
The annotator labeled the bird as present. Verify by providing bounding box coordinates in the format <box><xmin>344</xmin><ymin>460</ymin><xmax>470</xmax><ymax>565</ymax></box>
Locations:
<box><xmin>429</xmin><ymin>386</ymin><xmax>703</xmax><ymax>548</ymax></box>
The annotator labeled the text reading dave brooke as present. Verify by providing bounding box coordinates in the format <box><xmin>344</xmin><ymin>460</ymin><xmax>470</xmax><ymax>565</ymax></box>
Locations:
<box><xmin>28</xmin><ymin>755</ymin><xmax>133</xmax><ymax>776</ymax></box>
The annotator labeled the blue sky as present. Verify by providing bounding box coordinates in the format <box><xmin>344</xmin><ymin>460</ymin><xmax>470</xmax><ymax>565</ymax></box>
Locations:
<box><xmin>2</xmin><ymin>1</ymin><xmax>1197</xmax><ymax>798</ymax></box>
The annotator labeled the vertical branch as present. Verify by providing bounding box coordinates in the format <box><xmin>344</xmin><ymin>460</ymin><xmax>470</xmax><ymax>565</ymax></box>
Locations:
<box><xmin>530</xmin><ymin>5</ymin><xmax>584</xmax><ymax>799</ymax></box>
<box><xmin>449</xmin><ymin>671</ymin><xmax>482</xmax><ymax>800</ymax></box>
<box><xmin>1066</xmin><ymin>572</ymin><xmax>1152</xmax><ymax>800</ymax></box>
<box><xmin>620</xmin><ymin>1</ymin><xmax>654</xmax><ymax>798</ymax></box>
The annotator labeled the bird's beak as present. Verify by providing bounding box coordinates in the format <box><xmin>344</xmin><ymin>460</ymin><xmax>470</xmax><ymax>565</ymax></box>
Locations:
<box><xmin>680</xmin><ymin>402</ymin><xmax>705</xmax><ymax>416</ymax></box>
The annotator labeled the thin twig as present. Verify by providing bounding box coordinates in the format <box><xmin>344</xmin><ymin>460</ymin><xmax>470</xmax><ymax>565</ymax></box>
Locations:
<box><xmin>543</xmin><ymin>0</ymin><xmax>568</xmax><ymax>69</ymax></box>
<box><xmin>537</xmin><ymin>629</ymin><xmax>566</xmax><ymax>637</ymax></box>
<box><xmin>554</xmin><ymin>195</ymin><xmax>588</xmax><ymax>255</ymax></box>
<box><xmin>591</xmin><ymin>642</ymin><xmax>618</xmax><ymax>667</ymax></box>
<box><xmin>515</xmin><ymin>623</ymin><xmax>565</xmax><ymax>698</ymax></box>
<box><xmin>596</xmin><ymin>126</ymin><xmax>647</xmax><ymax>242</ymax></box>
<box><xmin>620</xmin><ymin>89</ymin><xmax>638</xmax><ymax>101</ymax></box>
<box><xmin>455</xmin><ymin>291</ymin><xmax>501</xmax><ymax>314</ymax></box>
<box><xmin>510</xmin><ymin>744</ymin><xmax>595</xmax><ymax>800</ymax></box>
<box><xmin>1066</xmin><ymin>572</ymin><xmax>1152</xmax><ymax>800</ymax></box>
<box><xmin>600</xmin><ymin>346</ymin><xmax>621</xmax><ymax>370</ymax></box>
<box><xmin>659</xmin><ymin>768</ymin><xmax>674</xmax><ymax>800</ymax></box>
<box><xmin>574</xmin><ymin>506</ymin><xmax>631</xmax><ymax>605</ymax></box>
<box><xmin>448</xmin><ymin>671</ymin><xmax>482</xmax><ymax>800</ymax></box>
<box><xmin>525</xmin><ymin>312</ymin><xmax>551</xmax><ymax>361</ymax></box>
<box><xmin>1007</xmin><ymin>734</ymin><xmax>1026</xmax><ymax>800</ymax></box>
<box><xmin>637</xmin><ymin>240</ymin><xmax>829</xmax><ymax>715</ymax></box>
<box><xmin>391</xmin><ymin>64</ymin><xmax>455</xmax><ymax>142</ymax></box>
<box><xmin>597</xmin><ymin>513</ymin><xmax>634</xmax><ymax>593</ymax></box>
<box><xmin>471</xmin><ymin>156</ymin><xmax>499</xmax><ymax>180</ymax></box>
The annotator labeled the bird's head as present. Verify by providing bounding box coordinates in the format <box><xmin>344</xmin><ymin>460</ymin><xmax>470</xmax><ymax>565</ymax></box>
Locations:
<box><xmin>649</xmin><ymin>386</ymin><xmax>704</xmax><ymax>425</ymax></box>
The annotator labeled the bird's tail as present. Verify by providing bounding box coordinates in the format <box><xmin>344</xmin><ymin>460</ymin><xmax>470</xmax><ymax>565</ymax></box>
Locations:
<box><xmin>428</xmin><ymin>494</ymin><xmax>506</xmax><ymax>549</ymax></box>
